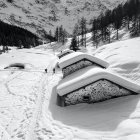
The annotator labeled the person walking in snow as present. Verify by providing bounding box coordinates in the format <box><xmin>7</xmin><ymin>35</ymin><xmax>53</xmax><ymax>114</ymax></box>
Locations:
<box><xmin>53</xmin><ymin>68</ymin><xmax>55</xmax><ymax>74</ymax></box>
<box><xmin>45</xmin><ymin>68</ymin><xmax>47</xmax><ymax>73</ymax></box>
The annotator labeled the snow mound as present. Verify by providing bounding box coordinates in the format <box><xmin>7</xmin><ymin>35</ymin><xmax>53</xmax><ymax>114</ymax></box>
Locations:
<box><xmin>4</xmin><ymin>63</ymin><xmax>25</xmax><ymax>70</ymax></box>
<box><xmin>94</xmin><ymin>37</ymin><xmax>140</xmax><ymax>82</ymax></box>
<box><xmin>4</xmin><ymin>63</ymin><xmax>33</xmax><ymax>70</ymax></box>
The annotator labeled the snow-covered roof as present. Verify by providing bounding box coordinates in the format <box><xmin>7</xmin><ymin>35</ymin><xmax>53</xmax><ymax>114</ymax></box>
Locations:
<box><xmin>57</xmin><ymin>66</ymin><xmax>140</xmax><ymax>96</ymax></box>
<box><xmin>57</xmin><ymin>49</ymin><xmax>74</xmax><ymax>58</ymax></box>
<box><xmin>58</xmin><ymin>52</ymin><xmax>109</xmax><ymax>69</ymax></box>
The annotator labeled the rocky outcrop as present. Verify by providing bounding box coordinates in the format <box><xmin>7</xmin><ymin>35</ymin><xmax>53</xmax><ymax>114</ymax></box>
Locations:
<box><xmin>0</xmin><ymin>0</ymin><xmax>125</xmax><ymax>36</ymax></box>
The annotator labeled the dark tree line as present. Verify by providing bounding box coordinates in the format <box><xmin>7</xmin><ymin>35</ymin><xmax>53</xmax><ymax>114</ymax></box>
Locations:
<box><xmin>54</xmin><ymin>25</ymin><xmax>68</xmax><ymax>44</ymax></box>
<box><xmin>91</xmin><ymin>0</ymin><xmax>140</xmax><ymax>48</ymax></box>
<box><xmin>7</xmin><ymin>0</ymin><xmax>13</xmax><ymax>3</ymax></box>
<box><xmin>42</xmin><ymin>29</ymin><xmax>56</xmax><ymax>43</ymax></box>
<box><xmin>0</xmin><ymin>20</ymin><xmax>41</xmax><ymax>48</ymax></box>
<box><xmin>70</xmin><ymin>36</ymin><xmax>78</xmax><ymax>51</ymax></box>
<box><xmin>70</xmin><ymin>17</ymin><xmax>87</xmax><ymax>51</ymax></box>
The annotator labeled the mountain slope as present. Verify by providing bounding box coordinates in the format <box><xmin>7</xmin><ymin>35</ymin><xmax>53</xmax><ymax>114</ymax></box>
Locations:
<box><xmin>0</xmin><ymin>0</ymin><xmax>126</xmax><ymax>37</ymax></box>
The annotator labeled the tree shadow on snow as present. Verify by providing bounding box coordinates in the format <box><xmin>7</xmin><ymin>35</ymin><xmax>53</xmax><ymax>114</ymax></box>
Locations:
<box><xmin>49</xmin><ymin>86</ymin><xmax>140</xmax><ymax>131</ymax></box>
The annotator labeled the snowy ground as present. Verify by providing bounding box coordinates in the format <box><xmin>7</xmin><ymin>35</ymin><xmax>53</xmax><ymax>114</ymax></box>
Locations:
<box><xmin>1</xmin><ymin>37</ymin><xmax>140</xmax><ymax>140</ymax></box>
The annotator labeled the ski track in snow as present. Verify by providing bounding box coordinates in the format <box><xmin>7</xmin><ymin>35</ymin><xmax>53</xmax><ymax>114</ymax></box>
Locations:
<box><xmin>26</xmin><ymin>58</ymin><xmax>55</xmax><ymax>140</ymax></box>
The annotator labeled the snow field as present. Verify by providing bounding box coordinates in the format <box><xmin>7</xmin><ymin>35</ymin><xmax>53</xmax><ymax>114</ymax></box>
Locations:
<box><xmin>0</xmin><ymin>47</ymin><xmax>57</xmax><ymax>140</ymax></box>
<box><xmin>0</xmin><ymin>37</ymin><xmax>140</xmax><ymax>140</ymax></box>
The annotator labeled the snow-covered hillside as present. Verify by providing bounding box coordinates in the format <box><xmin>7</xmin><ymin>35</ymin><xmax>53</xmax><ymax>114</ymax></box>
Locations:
<box><xmin>94</xmin><ymin>37</ymin><xmax>140</xmax><ymax>82</ymax></box>
<box><xmin>0</xmin><ymin>37</ymin><xmax>140</xmax><ymax>139</ymax></box>
<box><xmin>0</xmin><ymin>0</ymin><xmax>125</xmax><ymax>36</ymax></box>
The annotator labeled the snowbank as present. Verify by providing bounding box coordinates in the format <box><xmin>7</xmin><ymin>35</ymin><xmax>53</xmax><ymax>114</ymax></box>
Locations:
<box><xmin>94</xmin><ymin>37</ymin><xmax>140</xmax><ymax>82</ymax></box>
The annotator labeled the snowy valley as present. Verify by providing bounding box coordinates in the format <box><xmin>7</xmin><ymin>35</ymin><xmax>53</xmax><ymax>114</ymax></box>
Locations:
<box><xmin>0</xmin><ymin>0</ymin><xmax>140</xmax><ymax>139</ymax></box>
<box><xmin>0</xmin><ymin>36</ymin><xmax>140</xmax><ymax>140</ymax></box>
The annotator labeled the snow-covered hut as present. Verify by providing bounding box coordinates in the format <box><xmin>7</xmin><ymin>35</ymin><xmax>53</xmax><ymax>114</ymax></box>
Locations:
<box><xmin>57</xmin><ymin>66</ymin><xmax>140</xmax><ymax>106</ymax></box>
<box><xmin>57</xmin><ymin>49</ymin><xmax>74</xmax><ymax>59</ymax></box>
<box><xmin>58</xmin><ymin>52</ymin><xmax>109</xmax><ymax>78</ymax></box>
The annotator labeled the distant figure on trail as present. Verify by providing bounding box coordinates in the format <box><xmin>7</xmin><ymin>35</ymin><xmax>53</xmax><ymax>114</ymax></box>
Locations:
<box><xmin>45</xmin><ymin>68</ymin><xmax>47</xmax><ymax>73</ymax></box>
<box><xmin>53</xmin><ymin>68</ymin><xmax>55</xmax><ymax>74</ymax></box>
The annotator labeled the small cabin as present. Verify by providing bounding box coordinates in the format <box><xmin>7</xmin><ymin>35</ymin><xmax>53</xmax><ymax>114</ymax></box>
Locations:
<box><xmin>58</xmin><ymin>52</ymin><xmax>109</xmax><ymax>78</ymax></box>
<box><xmin>57</xmin><ymin>66</ymin><xmax>140</xmax><ymax>107</ymax></box>
<box><xmin>57</xmin><ymin>49</ymin><xmax>74</xmax><ymax>59</ymax></box>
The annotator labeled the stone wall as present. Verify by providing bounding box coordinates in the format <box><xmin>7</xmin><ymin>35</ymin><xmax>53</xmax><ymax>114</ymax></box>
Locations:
<box><xmin>62</xmin><ymin>59</ymin><xmax>96</xmax><ymax>78</ymax></box>
<box><xmin>58</xmin><ymin>79</ymin><xmax>133</xmax><ymax>106</ymax></box>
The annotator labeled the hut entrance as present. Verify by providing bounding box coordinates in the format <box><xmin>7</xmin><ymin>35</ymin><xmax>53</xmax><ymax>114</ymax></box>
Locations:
<box><xmin>83</xmin><ymin>95</ymin><xmax>90</xmax><ymax>102</ymax></box>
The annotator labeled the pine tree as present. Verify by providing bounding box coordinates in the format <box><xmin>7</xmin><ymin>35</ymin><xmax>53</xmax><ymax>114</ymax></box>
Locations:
<box><xmin>112</xmin><ymin>4</ymin><xmax>123</xmax><ymax>40</ymax></box>
<box><xmin>59</xmin><ymin>25</ymin><xmax>63</xmax><ymax>42</ymax></box>
<box><xmin>130</xmin><ymin>0</ymin><xmax>140</xmax><ymax>37</ymax></box>
<box><xmin>62</xmin><ymin>29</ymin><xmax>67</xmax><ymax>45</ymax></box>
<box><xmin>49</xmin><ymin>30</ymin><xmax>52</xmax><ymax>36</ymax></box>
<box><xmin>55</xmin><ymin>27</ymin><xmax>59</xmax><ymax>42</ymax></box>
<box><xmin>98</xmin><ymin>13</ymin><xmax>105</xmax><ymax>41</ymax></box>
<box><xmin>91</xmin><ymin>19</ymin><xmax>100</xmax><ymax>48</ymax></box>
<box><xmin>73</xmin><ymin>23</ymin><xmax>79</xmax><ymax>47</ymax></box>
<box><xmin>7</xmin><ymin>0</ymin><xmax>13</xmax><ymax>3</ymax></box>
<box><xmin>77</xmin><ymin>20</ymin><xmax>80</xmax><ymax>47</ymax></box>
<box><xmin>84</xmin><ymin>19</ymin><xmax>87</xmax><ymax>48</ymax></box>
<box><xmin>70</xmin><ymin>36</ymin><xmax>79</xmax><ymax>51</ymax></box>
<box><xmin>80</xmin><ymin>17</ymin><xmax>86</xmax><ymax>47</ymax></box>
